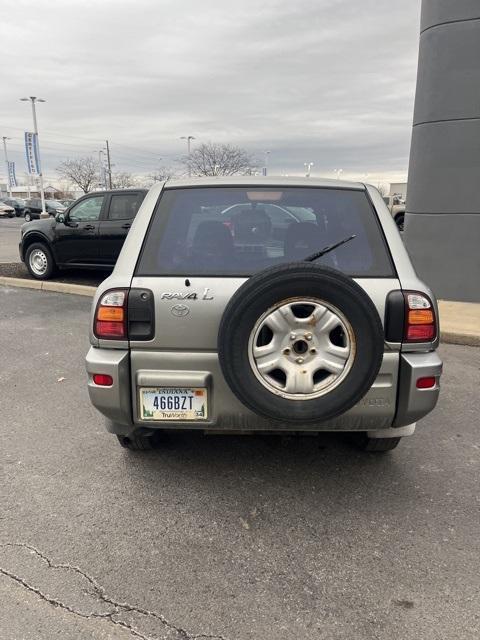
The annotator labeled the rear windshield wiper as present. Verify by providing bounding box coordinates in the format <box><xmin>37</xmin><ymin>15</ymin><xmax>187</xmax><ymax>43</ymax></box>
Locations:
<box><xmin>304</xmin><ymin>234</ymin><xmax>356</xmax><ymax>262</ymax></box>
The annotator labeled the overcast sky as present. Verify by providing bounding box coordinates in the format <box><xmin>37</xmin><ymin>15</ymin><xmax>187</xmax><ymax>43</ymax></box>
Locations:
<box><xmin>1</xmin><ymin>0</ymin><xmax>421</xmax><ymax>185</ymax></box>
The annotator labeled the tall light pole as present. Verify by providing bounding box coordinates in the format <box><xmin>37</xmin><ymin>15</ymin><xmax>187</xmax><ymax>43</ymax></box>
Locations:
<box><xmin>97</xmin><ymin>150</ymin><xmax>105</xmax><ymax>189</ymax></box>
<box><xmin>180</xmin><ymin>136</ymin><xmax>195</xmax><ymax>176</ymax></box>
<box><xmin>304</xmin><ymin>162</ymin><xmax>314</xmax><ymax>178</ymax></box>
<box><xmin>105</xmin><ymin>140</ymin><xmax>113</xmax><ymax>189</ymax></box>
<box><xmin>2</xmin><ymin>136</ymin><xmax>12</xmax><ymax>197</ymax></box>
<box><xmin>20</xmin><ymin>97</ymin><xmax>47</xmax><ymax>217</ymax></box>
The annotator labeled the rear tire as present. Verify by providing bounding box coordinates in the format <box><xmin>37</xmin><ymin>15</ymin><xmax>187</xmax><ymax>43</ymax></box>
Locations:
<box><xmin>116</xmin><ymin>434</ymin><xmax>158</xmax><ymax>450</ymax></box>
<box><xmin>353</xmin><ymin>433</ymin><xmax>401</xmax><ymax>452</ymax></box>
<box><xmin>25</xmin><ymin>242</ymin><xmax>56</xmax><ymax>280</ymax></box>
<box><xmin>24</xmin><ymin>211</ymin><xmax>32</xmax><ymax>222</ymax></box>
<box><xmin>395</xmin><ymin>214</ymin><xmax>405</xmax><ymax>233</ymax></box>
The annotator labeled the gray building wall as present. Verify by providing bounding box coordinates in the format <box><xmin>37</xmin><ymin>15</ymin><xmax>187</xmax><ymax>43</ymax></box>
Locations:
<box><xmin>404</xmin><ymin>0</ymin><xmax>480</xmax><ymax>302</ymax></box>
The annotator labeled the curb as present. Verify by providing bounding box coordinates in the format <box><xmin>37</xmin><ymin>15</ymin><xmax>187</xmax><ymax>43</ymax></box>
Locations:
<box><xmin>1</xmin><ymin>276</ymin><xmax>479</xmax><ymax>347</ymax></box>
<box><xmin>0</xmin><ymin>276</ymin><xmax>96</xmax><ymax>297</ymax></box>
<box><xmin>439</xmin><ymin>331</ymin><xmax>480</xmax><ymax>348</ymax></box>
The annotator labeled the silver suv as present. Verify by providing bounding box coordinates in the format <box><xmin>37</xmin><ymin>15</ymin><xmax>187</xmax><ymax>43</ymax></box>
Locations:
<box><xmin>86</xmin><ymin>178</ymin><xmax>442</xmax><ymax>452</ymax></box>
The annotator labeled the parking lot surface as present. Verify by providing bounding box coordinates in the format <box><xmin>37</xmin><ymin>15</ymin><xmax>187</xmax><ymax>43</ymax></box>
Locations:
<box><xmin>1</xmin><ymin>286</ymin><xmax>479</xmax><ymax>640</ymax></box>
<box><xmin>0</xmin><ymin>217</ymin><xmax>23</xmax><ymax>263</ymax></box>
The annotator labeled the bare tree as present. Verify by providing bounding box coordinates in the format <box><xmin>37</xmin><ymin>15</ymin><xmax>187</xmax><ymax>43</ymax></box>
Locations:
<box><xmin>111</xmin><ymin>171</ymin><xmax>138</xmax><ymax>189</ymax></box>
<box><xmin>56</xmin><ymin>157</ymin><xmax>98</xmax><ymax>193</ymax></box>
<box><xmin>147</xmin><ymin>166</ymin><xmax>177</xmax><ymax>184</ymax></box>
<box><xmin>377</xmin><ymin>183</ymin><xmax>388</xmax><ymax>197</ymax></box>
<box><xmin>184</xmin><ymin>142</ymin><xmax>254</xmax><ymax>176</ymax></box>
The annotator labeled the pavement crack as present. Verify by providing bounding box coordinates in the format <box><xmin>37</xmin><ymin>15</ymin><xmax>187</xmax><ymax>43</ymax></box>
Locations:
<box><xmin>0</xmin><ymin>542</ymin><xmax>229</xmax><ymax>640</ymax></box>
<box><xmin>0</xmin><ymin>566</ymin><xmax>114</xmax><ymax>621</ymax></box>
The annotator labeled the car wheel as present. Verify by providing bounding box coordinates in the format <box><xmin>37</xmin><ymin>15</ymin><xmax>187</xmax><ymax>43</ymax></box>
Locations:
<box><xmin>24</xmin><ymin>211</ymin><xmax>32</xmax><ymax>222</ymax></box>
<box><xmin>25</xmin><ymin>242</ymin><xmax>56</xmax><ymax>280</ymax></box>
<box><xmin>8</xmin><ymin>211</ymin><xmax>15</xmax><ymax>218</ymax></box>
<box><xmin>395</xmin><ymin>214</ymin><xmax>405</xmax><ymax>233</ymax></box>
<box><xmin>352</xmin><ymin>433</ymin><xmax>401</xmax><ymax>452</ymax></box>
<box><xmin>116</xmin><ymin>434</ymin><xmax>158</xmax><ymax>450</ymax></box>
<box><xmin>218</xmin><ymin>263</ymin><xmax>384</xmax><ymax>424</ymax></box>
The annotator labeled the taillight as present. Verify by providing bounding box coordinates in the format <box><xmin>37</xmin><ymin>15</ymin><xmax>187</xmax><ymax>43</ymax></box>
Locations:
<box><xmin>94</xmin><ymin>289</ymin><xmax>128</xmax><ymax>339</ymax></box>
<box><xmin>403</xmin><ymin>292</ymin><xmax>437</xmax><ymax>343</ymax></box>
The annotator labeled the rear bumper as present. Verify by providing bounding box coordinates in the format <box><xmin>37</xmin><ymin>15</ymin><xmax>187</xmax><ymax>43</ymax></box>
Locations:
<box><xmin>86</xmin><ymin>347</ymin><xmax>442</xmax><ymax>435</ymax></box>
<box><xmin>393</xmin><ymin>351</ymin><xmax>442</xmax><ymax>427</ymax></box>
<box><xmin>86</xmin><ymin>348</ymin><xmax>133</xmax><ymax>431</ymax></box>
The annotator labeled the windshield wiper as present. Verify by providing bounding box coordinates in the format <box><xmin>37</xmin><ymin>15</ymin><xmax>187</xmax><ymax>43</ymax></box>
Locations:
<box><xmin>303</xmin><ymin>234</ymin><xmax>356</xmax><ymax>262</ymax></box>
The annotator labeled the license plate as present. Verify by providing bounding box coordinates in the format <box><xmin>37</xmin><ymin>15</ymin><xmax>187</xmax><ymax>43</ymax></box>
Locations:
<box><xmin>139</xmin><ymin>387</ymin><xmax>208</xmax><ymax>421</ymax></box>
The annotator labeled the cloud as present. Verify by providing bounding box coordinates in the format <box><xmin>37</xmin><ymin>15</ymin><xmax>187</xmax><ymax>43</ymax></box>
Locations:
<box><xmin>1</xmin><ymin>0</ymin><xmax>420</xmax><ymax>182</ymax></box>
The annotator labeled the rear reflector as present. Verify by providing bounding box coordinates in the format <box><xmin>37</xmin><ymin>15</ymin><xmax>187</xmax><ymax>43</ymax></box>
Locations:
<box><xmin>93</xmin><ymin>374</ymin><xmax>113</xmax><ymax>386</ymax></box>
<box><xmin>416</xmin><ymin>376</ymin><xmax>436</xmax><ymax>389</ymax></box>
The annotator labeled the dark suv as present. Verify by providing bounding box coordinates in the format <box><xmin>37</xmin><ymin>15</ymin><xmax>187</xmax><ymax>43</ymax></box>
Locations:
<box><xmin>24</xmin><ymin>198</ymin><xmax>66</xmax><ymax>221</ymax></box>
<box><xmin>19</xmin><ymin>189</ymin><xmax>147</xmax><ymax>279</ymax></box>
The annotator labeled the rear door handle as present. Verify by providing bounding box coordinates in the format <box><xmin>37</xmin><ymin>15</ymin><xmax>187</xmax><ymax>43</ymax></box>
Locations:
<box><xmin>121</xmin><ymin>223</ymin><xmax>131</xmax><ymax>229</ymax></box>
<box><xmin>84</xmin><ymin>224</ymin><xmax>96</xmax><ymax>230</ymax></box>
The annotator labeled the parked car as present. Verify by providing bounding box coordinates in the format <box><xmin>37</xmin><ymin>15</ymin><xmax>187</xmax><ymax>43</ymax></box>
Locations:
<box><xmin>2</xmin><ymin>197</ymin><xmax>26</xmax><ymax>217</ymax></box>
<box><xmin>23</xmin><ymin>198</ymin><xmax>66</xmax><ymax>221</ymax></box>
<box><xmin>19</xmin><ymin>189</ymin><xmax>147</xmax><ymax>278</ymax></box>
<box><xmin>0</xmin><ymin>201</ymin><xmax>16</xmax><ymax>218</ymax></box>
<box><xmin>85</xmin><ymin>177</ymin><xmax>442</xmax><ymax>452</ymax></box>
<box><xmin>60</xmin><ymin>199</ymin><xmax>76</xmax><ymax>207</ymax></box>
<box><xmin>382</xmin><ymin>194</ymin><xmax>405</xmax><ymax>232</ymax></box>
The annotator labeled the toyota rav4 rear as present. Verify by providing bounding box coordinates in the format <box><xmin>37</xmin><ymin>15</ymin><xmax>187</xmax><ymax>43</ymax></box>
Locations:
<box><xmin>86</xmin><ymin>177</ymin><xmax>442</xmax><ymax>452</ymax></box>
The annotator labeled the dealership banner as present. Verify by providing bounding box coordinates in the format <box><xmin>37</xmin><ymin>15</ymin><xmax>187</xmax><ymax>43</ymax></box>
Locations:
<box><xmin>7</xmin><ymin>161</ymin><xmax>17</xmax><ymax>187</ymax></box>
<box><xmin>24</xmin><ymin>132</ymin><xmax>41</xmax><ymax>175</ymax></box>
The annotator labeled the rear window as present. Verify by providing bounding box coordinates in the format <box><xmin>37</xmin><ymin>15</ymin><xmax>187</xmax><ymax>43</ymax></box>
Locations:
<box><xmin>136</xmin><ymin>187</ymin><xmax>394</xmax><ymax>278</ymax></box>
<box><xmin>108</xmin><ymin>192</ymin><xmax>145</xmax><ymax>220</ymax></box>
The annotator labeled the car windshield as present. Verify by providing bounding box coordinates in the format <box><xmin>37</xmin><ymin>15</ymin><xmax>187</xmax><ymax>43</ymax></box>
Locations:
<box><xmin>136</xmin><ymin>187</ymin><xmax>395</xmax><ymax>278</ymax></box>
<box><xmin>46</xmin><ymin>200</ymin><xmax>64</xmax><ymax>208</ymax></box>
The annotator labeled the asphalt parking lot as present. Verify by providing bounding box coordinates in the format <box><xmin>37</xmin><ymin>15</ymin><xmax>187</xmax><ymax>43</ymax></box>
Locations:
<box><xmin>1</xmin><ymin>286</ymin><xmax>479</xmax><ymax>640</ymax></box>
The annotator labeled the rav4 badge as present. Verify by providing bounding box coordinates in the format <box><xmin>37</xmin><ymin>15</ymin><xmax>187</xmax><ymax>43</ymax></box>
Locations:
<box><xmin>161</xmin><ymin>288</ymin><xmax>214</xmax><ymax>301</ymax></box>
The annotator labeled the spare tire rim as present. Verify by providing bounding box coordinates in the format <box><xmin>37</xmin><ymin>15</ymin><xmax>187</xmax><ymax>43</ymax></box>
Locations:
<box><xmin>29</xmin><ymin>249</ymin><xmax>48</xmax><ymax>276</ymax></box>
<box><xmin>248</xmin><ymin>297</ymin><xmax>356</xmax><ymax>400</ymax></box>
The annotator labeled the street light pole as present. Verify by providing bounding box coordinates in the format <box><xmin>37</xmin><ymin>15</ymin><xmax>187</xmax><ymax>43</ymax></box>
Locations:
<box><xmin>105</xmin><ymin>139</ymin><xmax>113</xmax><ymax>189</ymax></box>
<box><xmin>180</xmin><ymin>136</ymin><xmax>195</xmax><ymax>176</ymax></box>
<box><xmin>2</xmin><ymin>136</ymin><xmax>12</xmax><ymax>197</ymax></box>
<box><xmin>21</xmin><ymin>97</ymin><xmax>47</xmax><ymax>217</ymax></box>
<box><xmin>98</xmin><ymin>150</ymin><xmax>105</xmax><ymax>189</ymax></box>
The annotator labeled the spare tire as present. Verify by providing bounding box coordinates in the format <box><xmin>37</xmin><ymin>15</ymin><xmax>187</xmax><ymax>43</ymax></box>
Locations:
<box><xmin>218</xmin><ymin>263</ymin><xmax>384</xmax><ymax>423</ymax></box>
